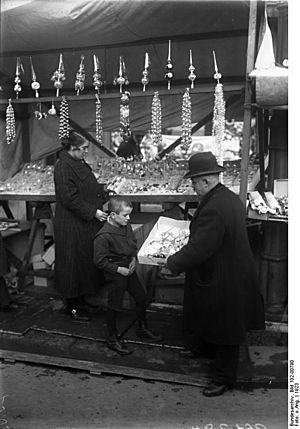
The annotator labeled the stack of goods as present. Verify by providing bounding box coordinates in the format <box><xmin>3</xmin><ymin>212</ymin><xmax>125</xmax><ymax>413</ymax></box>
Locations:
<box><xmin>248</xmin><ymin>190</ymin><xmax>288</xmax><ymax>219</ymax></box>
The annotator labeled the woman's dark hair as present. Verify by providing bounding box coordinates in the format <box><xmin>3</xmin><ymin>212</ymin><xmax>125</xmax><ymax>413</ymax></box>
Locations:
<box><xmin>61</xmin><ymin>131</ymin><xmax>86</xmax><ymax>150</ymax></box>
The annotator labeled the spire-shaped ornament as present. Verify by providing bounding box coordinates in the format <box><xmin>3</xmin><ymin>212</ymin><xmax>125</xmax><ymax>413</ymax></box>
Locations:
<box><xmin>14</xmin><ymin>57</ymin><xmax>24</xmax><ymax>99</ymax></box>
<box><xmin>188</xmin><ymin>50</ymin><xmax>196</xmax><ymax>89</ymax></box>
<box><xmin>30</xmin><ymin>57</ymin><xmax>40</xmax><ymax>98</ymax></box>
<box><xmin>51</xmin><ymin>53</ymin><xmax>66</xmax><ymax>97</ymax></box>
<box><xmin>113</xmin><ymin>56</ymin><xmax>129</xmax><ymax>93</ymax></box>
<box><xmin>164</xmin><ymin>40</ymin><xmax>174</xmax><ymax>90</ymax></box>
<box><xmin>141</xmin><ymin>52</ymin><xmax>150</xmax><ymax>92</ymax></box>
<box><xmin>93</xmin><ymin>54</ymin><xmax>103</xmax><ymax>93</ymax></box>
<box><xmin>74</xmin><ymin>55</ymin><xmax>85</xmax><ymax>95</ymax></box>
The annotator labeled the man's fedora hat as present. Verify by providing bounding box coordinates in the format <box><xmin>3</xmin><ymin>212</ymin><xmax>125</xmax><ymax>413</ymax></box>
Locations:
<box><xmin>183</xmin><ymin>151</ymin><xmax>226</xmax><ymax>179</ymax></box>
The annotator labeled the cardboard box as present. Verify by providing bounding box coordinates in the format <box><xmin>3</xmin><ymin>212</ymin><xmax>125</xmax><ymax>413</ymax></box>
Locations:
<box><xmin>42</xmin><ymin>244</ymin><xmax>55</xmax><ymax>266</ymax></box>
<box><xmin>137</xmin><ymin>216</ymin><xmax>190</xmax><ymax>266</ymax></box>
<box><xmin>33</xmin><ymin>276</ymin><xmax>53</xmax><ymax>287</ymax></box>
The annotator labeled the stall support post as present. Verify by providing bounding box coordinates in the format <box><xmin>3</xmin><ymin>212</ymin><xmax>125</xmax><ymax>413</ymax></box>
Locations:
<box><xmin>239</xmin><ymin>0</ymin><xmax>258</xmax><ymax>207</ymax></box>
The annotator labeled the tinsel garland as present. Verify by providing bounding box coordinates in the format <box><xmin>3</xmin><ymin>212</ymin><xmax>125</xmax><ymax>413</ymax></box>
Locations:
<box><xmin>6</xmin><ymin>99</ymin><xmax>16</xmax><ymax>144</ymax></box>
<box><xmin>75</xmin><ymin>55</ymin><xmax>85</xmax><ymax>95</ymax></box>
<box><xmin>150</xmin><ymin>91</ymin><xmax>162</xmax><ymax>147</ymax></box>
<box><xmin>58</xmin><ymin>96</ymin><xmax>70</xmax><ymax>140</ymax></box>
<box><xmin>95</xmin><ymin>94</ymin><xmax>103</xmax><ymax>145</ymax></box>
<box><xmin>181</xmin><ymin>88</ymin><xmax>192</xmax><ymax>158</ymax></box>
<box><xmin>212</xmin><ymin>82</ymin><xmax>226</xmax><ymax>165</ymax></box>
<box><xmin>119</xmin><ymin>91</ymin><xmax>131</xmax><ymax>142</ymax></box>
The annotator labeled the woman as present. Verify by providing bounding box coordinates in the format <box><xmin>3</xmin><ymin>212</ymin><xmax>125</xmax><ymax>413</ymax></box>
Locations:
<box><xmin>0</xmin><ymin>233</ymin><xmax>12</xmax><ymax>311</ymax></box>
<box><xmin>54</xmin><ymin>131</ymin><xmax>108</xmax><ymax>320</ymax></box>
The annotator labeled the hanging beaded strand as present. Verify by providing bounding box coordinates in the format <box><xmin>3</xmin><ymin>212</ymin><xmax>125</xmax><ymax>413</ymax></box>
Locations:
<box><xmin>14</xmin><ymin>57</ymin><xmax>23</xmax><ymax>99</ymax></box>
<box><xmin>51</xmin><ymin>53</ymin><xmax>66</xmax><ymax>98</ymax></box>
<box><xmin>119</xmin><ymin>91</ymin><xmax>131</xmax><ymax>142</ymax></box>
<box><xmin>150</xmin><ymin>91</ymin><xmax>162</xmax><ymax>148</ymax></box>
<box><xmin>181</xmin><ymin>88</ymin><xmax>192</xmax><ymax>159</ymax></box>
<box><xmin>93</xmin><ymin>55</ymin><xmax>103</xmax><ymax>94</ymax></box>
<box><xmin>164</xmin><ymin>40</ymin><xmax>174</xmax><ymax>90</ymax></box>
<box><xmin>95</xmin><ymin>94</ymin><xmax>103</xmax><ymax>145</ymax></box>
<box><xmin>141</xmin><ymin>52</ymin><xmax>150</xmax><ymax>92</ymax></box>
<box><xmin>188</xmin><ymin>50</ymin><xmax>196</xmax><ymax>89</ymax></box>
<box><xmin>6</xmin><ymin>99</ymin><xmax>16</xmax><ymax>144</ymax></box>
<box><xmin>58</xmin><ymin>96</ymin><xmax>70</xmax><ymax>140</ymax></box>
<box><xmin>74</xmin><ymin>55</ymin><xmax>85</xmax><ymax>95</ymax></box>
<box><xmin>212</xmin><ymin>50</ymin><xmax>226</xmax><ymax>178</ymax></box>
<box><xmin>30</xmin><ymin>57</ymin><xmax>40</xmax><ymax>98</ymax></box>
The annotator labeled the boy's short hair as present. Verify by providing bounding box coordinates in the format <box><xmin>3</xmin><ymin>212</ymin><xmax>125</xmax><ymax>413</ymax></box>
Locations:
<box><xmin>108</xmin><ymin>196</ymin><xmax>133</xmax><ymax>214</ymax></box>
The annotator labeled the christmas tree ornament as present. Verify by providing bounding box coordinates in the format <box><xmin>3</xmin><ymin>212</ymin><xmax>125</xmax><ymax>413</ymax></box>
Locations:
<box><xmin>51</xmin><ymin>53</ymin><xmax>66</xmax><ymax>97</ymax></box>
<box><xmin>181</xmin><ymin>88</ymin><xmax>192</xmax><ymax>158</ymax></box>
<box><xmin>14</xmin><ymin>57</ymin><xmax>24</xmax><ymax>99</ymax></box>
<box><xmin>58</xmin><ymin>96</ymin><xmax>70</xmax><ymax>140</ymax></box>
<box><xmin>95</xmin><ymin>94</ymin><xmax>103</xmax><ymax>145</ymax></box>
<box><xmin>212</xmin><ymin>50</ymin><xmax>226</xmax><ymax>172</ymax></box>
<box><xmin>164</xmin><ymin>40</ymin><xmax>174</xmax><ymax>90</ymax></box>
<box><xmin>119</xmin><ymin>91</ymin><xmax>131</xmax><ymax>142</ymax></box>
<box><xmin>48</xmin><ymin>100</ymin><xmax>57</xmax><ymax>116</ymax></box>
<box><xmin>93</xmin><ymin>54</ymin><xmax>103</xmax><ymax>93</ymax></box>
<box><xmin>74</xmin><ymin>55</ymin><xmax>85</xmax><ymax>95</ymax></box>
<box><xmin>113</xmin><ymin>56</ymin><xmax>129</xmax><ymax>93</ymax></box>
<box><xmin>30</xmin><ymin>57</ymin><xmax>40</xmax><ymax>98</ymax></box>
<box><xmin>6</xmin><ymin>99</ymin><xmax>16</xmax><ymax>144</ymax></box>
<box><xmin>141</xmin><ymin>52</ymin><xmax>150</xmax><ymax>92</ymax></box>
<box><xmin>188</xmin><ymin>50</ymin><xmax>196</xmax><ymax>89</ymax></box>
<box><xmin>150</xmin><ymin>91</ymin><xmax>162</xmax><ymax>148</ymax></box>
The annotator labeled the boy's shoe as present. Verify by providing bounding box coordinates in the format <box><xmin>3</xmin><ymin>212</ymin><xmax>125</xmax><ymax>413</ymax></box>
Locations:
<box><xmin>136</xmin><ymin>323</ymin><xmax>163</xmax><ymax>342</ymax></box>
<box><xmin>202</xmin><ymin>382</ymin><xmax>230</xmax><ymax>397</ymax></box>
<box><xmin>107</xmin><ymin>338</ymin><xmax>133</xmax><ymax>355</ymax></box>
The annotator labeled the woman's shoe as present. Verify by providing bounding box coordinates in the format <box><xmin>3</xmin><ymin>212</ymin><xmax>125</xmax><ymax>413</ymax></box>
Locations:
<box><xmin>203</xmin><ymin>382</ymin><xmax>230</xmax><ymax>397</ymax></box>
<box><xmin>107</xmin><ymin>337</ymin><xmax>133</xmax><ymax>355</ymax></box>
<box><xmin>67</xmin><ymin>308</ymin><xmax>90</xmax><ymax>322</ymax></box>
<box><xmin>136</xmin><ymin>322</ymin><xmax>163</xmax><ymax>342</ymax></box>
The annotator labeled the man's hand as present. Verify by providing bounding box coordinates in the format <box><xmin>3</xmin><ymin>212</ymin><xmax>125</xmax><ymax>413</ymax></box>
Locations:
<box><xmin>117</xmin><ymin>266</ymin><xmax>131</xmax><ymax>277</ymax></box>
<box><xmin>95</xmin><ymin>209</ymin><xmax>108</xmax><ymax>222</ymax></box>
<box><xmin>129</xmin><ymin>257</ymin><xmax>136</xmax><ymax>274</ymax></box>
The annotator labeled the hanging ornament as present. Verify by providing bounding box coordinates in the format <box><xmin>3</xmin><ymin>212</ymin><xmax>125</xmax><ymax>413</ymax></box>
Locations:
<box><xmin>34</xmin><ymin>102</ymin><xmax>47</xmax><ymax>120</ymax></box>
<box><xmin>58</xmin><ymin>96</ymin><xmax>70</xmax><ymax>140</ymax></box>
<box><xmin>51</xmin><ymin>53</ymin><xmax>66</xmax><ymax>97</ymax></box>
<box><xmin>48</xmin><ymin>100</ymin><xmax>57</xmax><ymax>116</ymax></box>
<box><xmin>30</xmin><ymin>57</ymin><xmax>40</xmax><ymax>98</ymax></box>
<box><xmin>188</xmin><ymin>50</ymin><xmax>196</xmax><ymax>89</ymax></box>
<box><xmin>141</xmin><ymin>52</ymin><xmax>150</xmax><ymax>92</ymax></box>
<box><xmin>95</xmin><ymin>94</ymin><xmax>103</xmax><ymax>145</ymax></box>
<box><xmin>181</xmin><ymin>88</ymin><xmax>192</xmax><ymax>158</ymax></box>
<box><xmin>14</xmin><ymin>57</ymin><xmax>24</xmax><ymax>99</ymax></box>
<box><xmin>164</xmin><ymin>40</ymin><xmax>174</xmax><ymax>90</ymax></box>
<box><xmin>74</xmin><ymin>55</ymin><xmax>85</xmax><ymax>95</ymax></box>
<box><xmin>6</xmin><ymin>99</ymin><xmax>16</xmax><ymax>144</ymax></box>
<box><xmin>212</xmin><ymin>50</ymin><xmax>226</xmax><ymax>170</ymax></box>
<box><xmin>119</xmin><ymin>91</ymin><xmax>131</xmax><ymax>142</ymax></box>
<box><xmin>113</xmin><ymin>56</ymin><xmax>129</xmax><ymax>93</ymax></box>
<box><xmin>150</xmin><ymin>91</ymin><xmax>162</xmax><ymax>148</ymax></box>
<box><xmin>93</xmin><ymin>54</ymin><xmax>103</xmax><ymax>93</ymax></box>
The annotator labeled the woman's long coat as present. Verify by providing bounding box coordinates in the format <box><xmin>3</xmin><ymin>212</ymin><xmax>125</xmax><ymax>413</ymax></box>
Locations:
<box><xmin>167</xmin><ymin>183</ymin><xmax>265</xmax><ymax>345</ymax></box>
<box><xmin>54</xmin><ymin>150</ymin><xmax>105</xmax><ymax>298</ymax></box>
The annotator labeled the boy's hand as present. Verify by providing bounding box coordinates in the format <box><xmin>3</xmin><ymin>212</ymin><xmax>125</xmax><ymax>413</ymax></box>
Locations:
<box><xmin>128</xmin><ymin>257</ymin><xmax>136</xmax><ymax>274</ymax></box>
<box><xmin>117</xmin><ymin>267</ymin><xmax>131</xmax><ymax>277</ymax></box>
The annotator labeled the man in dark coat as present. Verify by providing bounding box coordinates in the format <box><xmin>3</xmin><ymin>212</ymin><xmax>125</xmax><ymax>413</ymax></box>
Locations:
<box><xmin>54</xmin><ymin>131</ymin><xmax>108</xmax><ymax>320</ymax></box>
<box><xmin>166</xmin><ymin>152</ymin><xmax>265</xmax><ymax>397</ymax></box>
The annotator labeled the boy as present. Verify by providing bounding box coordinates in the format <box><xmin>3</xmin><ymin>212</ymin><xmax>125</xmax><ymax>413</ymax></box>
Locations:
<box><xmin>94</xmin><ymin>196</ymin><xmax>162</xmax><ymax>355</ymax></box>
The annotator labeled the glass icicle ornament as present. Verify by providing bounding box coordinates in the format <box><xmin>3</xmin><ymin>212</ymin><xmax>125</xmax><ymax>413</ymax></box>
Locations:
<box><xmin>51</xmin><ymin>53</ymin><xmax>66</xmax><ymax>97</ymax></box>
<box><xmin>14</xmin><ymin>57</ymin><xmax>24</xmax><ymax>99</ymax></box>
<box><xmin>212</xmin><ymin>50</ymin><xmax>226</xmax><ymax>174</ymax></box>
<box><xmin>141</xmin><ymin>52</ymin><xmax>150</xmax><ymax>92</ymax></box>
<box><xmin>119</xmin><ymin>91</ymin><xmax>131</xmax><ymax>142</ymax></box>
<box><xmin>58</xmin><ymin>96</ymin><xmax>70</xmax><ymax>140</ymax></box>
<box><xmin>188</xmin><ymin>50</ymin><xmax>196</xmax><ymax>89</ymax></box>
<box><xmin>95</xmin><ymin>94</ymin><xmax>103</xmax><ymax>145</ymax></box>
<box><xmin>93</xmin><ymin>54</ymin><xmax>103</xmax><ymax>93</ymax></box>
<box><xmin>6</xmin><ymin>99</ymin><xmax>16</xmax><ymax>144</ymax></box>
<box><xmin>164</xmin><ymin>40</ymin><xmax>174</xmax><ymax>90</ymax></box>
<box><xmin>150</xmin><ymin>91</ymin><xmax>162</xmax><ymax>148</ymax></box>
<box><xmin>181</xmin><ymin>88</ymin><xmax>192</xmax><ymax>159</ymax></box>
<box><xmin>30</xmin><ymin>57</ymin><xmax>40</xmax><ymax>98</ymax></box>
<box><xmin>74</xmin><ymin>55</ymin><xmax>85</xmax><ymax>95</ymax></box>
